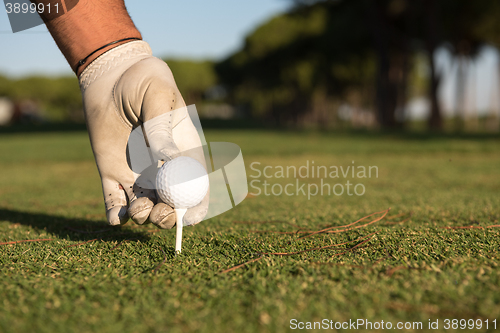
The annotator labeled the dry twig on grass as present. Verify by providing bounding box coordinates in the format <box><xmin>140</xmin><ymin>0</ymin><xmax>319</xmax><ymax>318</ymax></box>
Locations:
<box><xmin>152</xmin><ymin>249</ymin><xmax>168</xmax><ymax>274</ymax></box>
<box><xmin>221</xmin><ymin>209</ymin><xmax>391</xmax><ymax>273</ymax></box>
<box><xmin>256</xmin><ymin>232</ymin><xmax>377</xmax><ymax>256</ymax></box>
<box><xmin>248</xmin><ymin>209</ymin><xmax>391</xmax><ymax>237</ymax></box>
<box><xmin>386</xmin><ymin>212</ymin><xmax>407</xmax><ymax>220</ymax></box>
<box><xmin>384</xmin><ymin>216</ymin><xmax>411</xmax><ymax>225</ymax></box>
<box><xmin>386</xmin><ymin>266</ymin><xmax>409</xmax><ymax>276</ymax></box>
<box><xmin>220</xmin><ymin>232</ymin><xmax>378</xmax><ymax>273</ymax></box>
<box><xmin>384</xmin><ymin>212</ymin><xmax>412</xmax><ymax>225</ymax></box>
<box><xmin>295</xmin><ymin>208</ymin><xmax>390</xmax><ymax>241</ymax></box>
<box><xmin>328</xmin><ymin>235</ymin><xmax>375</xmax><ymax>257</ymax></box>
<box><xmin>220</xmin><ymin>256</ymin><xmax>264</xmax><ymax>274</ymax></box>
<box><xmin>65</xmin><ymin>238</ymin><xmax>99</xmax><ymax>248</ymax></box>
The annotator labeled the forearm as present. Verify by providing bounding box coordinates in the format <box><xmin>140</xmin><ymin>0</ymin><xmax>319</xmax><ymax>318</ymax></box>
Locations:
<box><xmin>32</xmin><ymin>0</ymin><xmax>141</xmax><ymax>76</ymax></box>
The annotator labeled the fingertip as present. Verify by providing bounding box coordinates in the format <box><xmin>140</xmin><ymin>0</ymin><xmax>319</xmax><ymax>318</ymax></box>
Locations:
<box><xmin>183</xmin><ymin>192</ymin><xmax>209</xmax><ymax>226</ymax></box>
<box><xmin>107</xmin><ymin>206</ymin><xmax>129</xmax><ymax>226</ymax></box>
<box><xmin>150</xmin><ymin>202</ymin><xmax>176</xmax><ymax>229</ymax></box>
<box><xmin>128</xmin><ymin>197</ymin><xmax>154</xmax><ymax>225</ymax></box>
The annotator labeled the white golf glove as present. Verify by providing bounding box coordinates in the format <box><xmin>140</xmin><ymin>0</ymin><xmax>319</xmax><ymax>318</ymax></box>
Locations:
<box><xmin>79</xmin><ymin>41</ymin><xmax>209</xmax><ymax>228</ymax></box>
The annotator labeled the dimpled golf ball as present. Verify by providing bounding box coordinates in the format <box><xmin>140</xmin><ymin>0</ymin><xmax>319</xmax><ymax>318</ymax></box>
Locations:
<box><xmin>156</xmin><ymin>156</ymin><xmax>209</xmax><ymax>208</ymax></box>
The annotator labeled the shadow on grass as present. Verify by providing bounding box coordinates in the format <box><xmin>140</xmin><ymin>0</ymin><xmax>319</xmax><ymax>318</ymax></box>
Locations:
<box><xmin>0</xmin><ymin>207</ymin><xmax>155</xmax><ymax>243</ymax></box>
<box><xmin>0</xmin><ymin>122</ymin><xmax>88</xmax><ymax>135</ymax></box>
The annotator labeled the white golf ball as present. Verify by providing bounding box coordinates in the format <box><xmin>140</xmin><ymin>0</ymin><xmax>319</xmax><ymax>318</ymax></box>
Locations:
<box><xmin>156</xmin><ymin>156</ymin><xmax>209</xmax><ymax>208</ymax></box>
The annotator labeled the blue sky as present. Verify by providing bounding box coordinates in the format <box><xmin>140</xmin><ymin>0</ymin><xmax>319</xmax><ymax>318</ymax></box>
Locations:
<box><xmin>0</xmin><ymin>0</ymin><xmax>291</xmax><ymax>77</ymax></box>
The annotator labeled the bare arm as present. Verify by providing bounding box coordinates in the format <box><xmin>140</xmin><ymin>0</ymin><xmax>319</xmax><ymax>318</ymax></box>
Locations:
<box><xmin>32</xmin><ymin>0</ymin><xmax>142</xmax><ymax>76</ymax></box>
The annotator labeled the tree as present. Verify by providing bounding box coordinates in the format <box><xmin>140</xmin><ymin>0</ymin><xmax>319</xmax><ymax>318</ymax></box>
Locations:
<box><xmin>163</xmin><ymin>59</ymin><xmax>217</xmax><ymax>105</ymax></box>
<box><xmin>220</xmin><ymin>0</ymin><xmax>500</xmax><ymax>130</ymax></box>
<box><xmin>0</xmin><ymin>75</ymin><xmax>82</xmax><ymax>121</ymax></box>
<box><xmin>217</xmin><ymin>1</ymin><xmax>375</xmax><ymax>126</ymax></box>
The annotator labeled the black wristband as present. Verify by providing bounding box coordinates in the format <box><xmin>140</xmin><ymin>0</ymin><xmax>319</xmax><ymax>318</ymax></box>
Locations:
<box><xmin>74</xmin><ymin>37</ymin><xmax>142</xmax><ymax>73</ymax></box>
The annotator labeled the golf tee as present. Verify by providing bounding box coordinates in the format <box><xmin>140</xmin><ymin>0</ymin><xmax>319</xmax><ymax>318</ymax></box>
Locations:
<box><xmin>175</xmin><ymin>208</ymin><xmax>187</xmax><ymax>254</ymax></box>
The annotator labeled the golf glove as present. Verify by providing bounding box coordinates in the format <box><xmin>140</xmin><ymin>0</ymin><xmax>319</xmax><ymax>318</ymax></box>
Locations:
<box><xmin>79</xmin><ymin>40</ymin><xmax>209</xmax><ymax>228</ymax></box>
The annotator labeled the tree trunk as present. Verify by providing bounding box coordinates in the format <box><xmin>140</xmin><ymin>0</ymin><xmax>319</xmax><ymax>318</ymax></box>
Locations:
<box><xmin>454</xmin><ymin>56</ymin><xmax>467</xmax><ymax>131</ymax></box>
<box><xmin>427</xmin><ymin>49</ymin><xmax>442</xmax><ymax>130</ymax></box>
<box><xmin>425</xmin><ymin>0</ymin><xmax>443</xmax><ymax>130</ymax></box>
<box><xmin>369</xmin><ymin>0</ymin><xmax>409</xmax><ymax>129</ymax></box>
<box><xmin>370</xmin><ymin>1</ymin><xmax>396</xmax><ymax>128</ymax></box>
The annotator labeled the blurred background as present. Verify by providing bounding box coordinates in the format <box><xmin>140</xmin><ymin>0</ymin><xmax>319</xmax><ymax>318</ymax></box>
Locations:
<box><xmin>1</xmin><ymin>0</ymin><xmax>500</xmax><ymax>132</ymax></box>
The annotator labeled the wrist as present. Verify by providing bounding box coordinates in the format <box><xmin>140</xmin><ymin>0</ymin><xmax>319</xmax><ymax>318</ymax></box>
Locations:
<box><xmin>41</xmin><ymin>0</ymin><xmax>141</xmax><ymax>76</ymax></box>
<box><xmin>79</xmin><ymin>40</ymin><xmax>152</xmax><ymax>92</ymax></box>
<box><xmin>75</xmin><ymin>37</ymin><xmax>142</xmax><ymax>76</ymax></box>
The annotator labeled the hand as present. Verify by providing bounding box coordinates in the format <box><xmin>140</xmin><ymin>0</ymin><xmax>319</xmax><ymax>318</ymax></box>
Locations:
<box><xmin>79</xmin><ymin>41</ymin><xmax>209</xmax><ymax>228</ymax></box>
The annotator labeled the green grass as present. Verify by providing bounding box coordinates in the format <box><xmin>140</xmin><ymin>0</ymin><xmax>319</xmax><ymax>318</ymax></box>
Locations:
<box><xmin>1</xmin><ymin>128</ymin><xmax>499</xmax><ymax>333</ymax></box>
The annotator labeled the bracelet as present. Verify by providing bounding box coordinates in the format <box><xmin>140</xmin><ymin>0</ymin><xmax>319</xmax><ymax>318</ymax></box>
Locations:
<box><xmin>74</xmin><ymin>37</ymin><xmax>142</xmax><ymax>73</ymax></box>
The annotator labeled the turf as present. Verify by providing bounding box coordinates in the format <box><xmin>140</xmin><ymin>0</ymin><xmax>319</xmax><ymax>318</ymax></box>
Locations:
<box><xmin>0</xmin><ymin>128</ymin><xmax>499</xmax><ymax>333</ymax></box>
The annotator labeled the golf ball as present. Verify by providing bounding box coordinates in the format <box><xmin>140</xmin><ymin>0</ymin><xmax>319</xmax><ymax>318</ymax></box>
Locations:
<box><xmin>156</xmin><ymin>156</ymin><xmax>209</xmax><ymax>208</ymax></box>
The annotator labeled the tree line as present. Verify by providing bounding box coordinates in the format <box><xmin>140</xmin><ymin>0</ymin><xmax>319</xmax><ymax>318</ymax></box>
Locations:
<box><xmin>217</xmin><ymin>0</ymin><xmax>500</xmax><ymax>129</ymax></box>
<box><xmin>2</xmin><ymin>0</ymin><xmax>500</xmax><ymax>130</ymax></box>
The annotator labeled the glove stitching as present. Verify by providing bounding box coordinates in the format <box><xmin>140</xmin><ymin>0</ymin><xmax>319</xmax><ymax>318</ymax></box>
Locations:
<box><xmin>79</xmin><ymin>41</ymin><xmax>150</xmax><ymax>83</ymax></box>
<box><xmin>79</xmin><ymin>42</ymin><xmax>152</xmax><ymax>92</ymax></box>
<box><xmin>81</xmin><ymin>48</ymin><xmax>144</xmax><ymax>91</ymax></box>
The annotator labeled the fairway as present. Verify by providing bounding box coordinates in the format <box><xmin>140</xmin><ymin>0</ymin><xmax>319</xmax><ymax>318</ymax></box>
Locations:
<box><xmin>1</xmin><ymin>128</ymin><xmax>499</xmax><ymax>332</ymax></box>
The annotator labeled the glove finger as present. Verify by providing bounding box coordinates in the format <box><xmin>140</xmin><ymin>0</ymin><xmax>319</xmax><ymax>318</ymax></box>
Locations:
<box><xmin>106</xmin><ymin>206</ymin><xmax>129</xmax><ymax>226</ymax></box>
<box><xmin>183</xmin><ymin>189</ymin><xmax>209</xmax><ymax>226</ymax></box>
<box><xmin>102</xmin><ymin>178</ymin><xmax>130</xmax><ymax>226</ymax></box>
<box><xmin>128</xmin><ymin>185</ymin><xmax>157</xmax><ymax>225</ymax></box>
<box><xmin>150</xmin><ymin>202</ymin><xmax>176</xmax><ymax>229</ymax></box>
<box><xmin>128</xmin><ymin>197</ymin><xmax>154</xmax><ymax>225</ymax></box>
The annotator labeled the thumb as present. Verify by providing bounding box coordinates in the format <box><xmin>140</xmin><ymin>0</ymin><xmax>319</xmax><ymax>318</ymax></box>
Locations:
<box><xmin>138</xmin><ymin>59</ymin><xmax>184</xmax><ymax>162</ymax></box>
<box><xmin>115</xmin><ymin>56</ymin><xmax>185</xmax><ymax>162</ymax></box>
<box><xmin>142</xmin><ymin>111</ymin><xmax>181</xmax><ymax>162</ymax></box>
